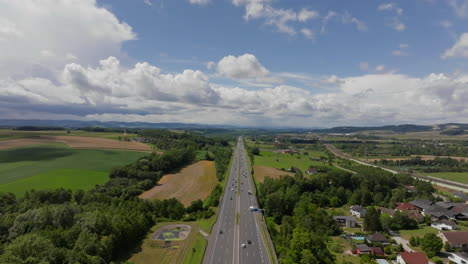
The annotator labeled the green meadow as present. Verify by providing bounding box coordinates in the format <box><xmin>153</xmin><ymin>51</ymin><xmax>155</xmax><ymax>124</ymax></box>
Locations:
<box><xmin>254</xmin><ymin>150</ymin><xmax>328</xmax><ymax>171</ymax></box>
<box><xmin>0</xmin><ymin>143</ymin><xmax>146</xmax><ymax>196</ymax></box>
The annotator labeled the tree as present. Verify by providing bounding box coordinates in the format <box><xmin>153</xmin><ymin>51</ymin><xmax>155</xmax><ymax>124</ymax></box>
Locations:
<box><xmin>364</xmin><ymin>207</ymin><xmax>382</xmax><ymax>232</ymax></box>
<box><xmin>421</xmin><ymin>233</ymin><xmax>443</xmax><ymax>258</ymax></box>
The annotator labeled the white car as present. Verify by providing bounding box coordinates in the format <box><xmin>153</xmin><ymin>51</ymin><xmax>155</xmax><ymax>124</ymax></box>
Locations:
<box><xmin>241</xmin><ymin>243</ymin><xmax>246</xmax><ymax>248</ymax></box>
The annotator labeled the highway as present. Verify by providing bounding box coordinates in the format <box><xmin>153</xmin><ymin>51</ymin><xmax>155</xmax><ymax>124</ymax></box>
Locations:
<box><xmin>203</xmin><ymin>137</ymin><xmax>271</xmax><ymax>264</ymax></box>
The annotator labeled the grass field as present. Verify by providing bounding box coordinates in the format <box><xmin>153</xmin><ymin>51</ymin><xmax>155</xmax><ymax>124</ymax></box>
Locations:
<box><xmin>399</xmin><ymin>226</ymin><xmax>438</xmax><ymax>241</ymax></box>
<box><xmin>0</xmin><ymin>143</ymin><xmax>146</xmax><ymax>196</ymax></box>
<box><xmin>254</xmin><ymin>151</ymin><xmax>328</xmax><ymax>171</ymax></box>
<box><xmin>418</xmin><ymin>172</ymin><xmax>468</xmax><ymax>184</ymax></box>
<box><xmin>182</xmin><ymin>233</ymin><xmax>207</xmax><ymax>264</ymax></box>
<box><xmin>0</xmin><ymin>129</ymin><xmax>139</xmax><ymax>141</ymax></box>
<box><xmin>253</xmin><ymin>166</ymin><xmax>294</xmax><ymax>182</ymax></box>
<box><xmin>196</xmin><ymin>208</ymin><xmax>218</xmax><ymax>234</ymax></box>
<box><xmin>128</xmin><ymin>222</ymin><xmax>201</xmax><ymax>264</ymax></box>
<box><xmin>139</xmin><ymin>161</ymin><xmax>217</xmax><ymax>206</ymax></box>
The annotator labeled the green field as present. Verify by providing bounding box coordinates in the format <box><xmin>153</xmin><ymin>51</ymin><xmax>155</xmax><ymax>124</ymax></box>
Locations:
<box><xmin>399</xmin><ymin>226</ymin><xmax>438</xmax><ymax>241</ymax></box>
<box><xmin>0</xmin><ymin>129</ymin><xmax>138</xmax><ymax>141</ymax></box>
<box><xmin>254</xmin><ymin>150</ymin><xmax>328</xmax><ymax>171</ymax></box>
<box><xmin>418</xmin><ymin>172</ymin><xmax>468</xmax><ymax>184</ymax></box>
<box><xmin>0</xmin><ymin>143</ymin><xmax>146</xmax><ymax>196</ymax></box>
<box><xmin>182</xmin><ymin>233</ymin><xmax>207</xmax><ymax>264</ymax></box>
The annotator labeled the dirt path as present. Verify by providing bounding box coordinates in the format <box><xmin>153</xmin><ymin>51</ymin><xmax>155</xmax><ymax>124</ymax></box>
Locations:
<box><xmin>0</xmin><ymin>135</ymin><xmax>151</xmax><ymax>152</ymax></box>
<box><xmin>139</xmin><ymin>161</ymin><xmax>217</xmax><ymax>206</ymax></box>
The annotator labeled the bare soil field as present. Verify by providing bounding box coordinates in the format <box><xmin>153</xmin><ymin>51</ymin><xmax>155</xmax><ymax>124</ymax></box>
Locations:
<box><xmin>254</xmin><ymin>165</ymin><xmax>294</xmax><ymax>182</ymax></box>
<box><xmin>0</xmin><ymin>135</ymin><xmax>151</xmax><ymax>152</ymax></box>
<box><xmin>139</xmin><ymin>161</ymin><xmax>217</xmax><ymax>206</ymax></box>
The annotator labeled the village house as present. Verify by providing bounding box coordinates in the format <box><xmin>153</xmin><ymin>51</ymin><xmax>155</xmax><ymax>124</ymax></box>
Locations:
<box><xmin>431</xmin><ymin>219</ymin><xmax>457</xmax><ymax>230</ymax></box>
<box><xmin>333</xmin><ymin>216</ymin><xmax>357</xmax><ymax>228</ymax></box>
<box><xmin>449</xmin><ymin>252</ymin><xmax>468</xmax><ymax>264</ymax></box>
<box><xmin>306</xmin><ymin>168</ymin><xmax>317</xmax><ymax>175</ymax></box>
<box><xmin>355</xmin><ymin>244</ymin><xmax>372</xmax><ymax>254</ymax></box>
<box><xmin>440</xmin><ymin>231</ymin><xmax>468</xmax><ymax>252</ymax></box>
<box><xmin>396</xmin><ymin>203</ymin><xmax>418</xmax><ymax>211</ymax></box>
<box><xmin>396</xmin><ymin>252</ymin><xmax>429</xmax><ymax>264</ymax></box>
<box><xmin>366</xmin><ymin>233</ymin><xmax>389</xmax><ymax>244</ymax></box>
<box><xmin>350</xmin><ymin>205</ymin><xmax>367</xmax><ymax>218</ymax></box>
<box><xmin>409</xmin><ymin>199</ymin><xmax>433</xmax><ymax>211</ymax></box>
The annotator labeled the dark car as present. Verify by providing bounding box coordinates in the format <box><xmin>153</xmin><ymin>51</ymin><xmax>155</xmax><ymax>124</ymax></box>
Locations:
<box><xmin>219</xmin><ymin>230</ymin><xmax>223</xmax><ymax>234</ymax></box>
<box><xmin>247</xmin><ymin>240</ymin><xmax>252</xmax><ymax>244</ymax></box>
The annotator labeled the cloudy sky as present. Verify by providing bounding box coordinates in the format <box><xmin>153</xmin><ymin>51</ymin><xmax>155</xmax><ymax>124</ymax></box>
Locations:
<box><xmin>1</xmin><ymin>0</ymin><xmax>468</xmax><ymax>127</ymax></box>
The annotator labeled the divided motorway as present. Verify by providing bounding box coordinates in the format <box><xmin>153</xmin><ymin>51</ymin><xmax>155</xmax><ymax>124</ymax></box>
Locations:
<box><xmin>203</xmin><ymin>137</ymin><xmax>272</xmax><ymax>264</ymax></box>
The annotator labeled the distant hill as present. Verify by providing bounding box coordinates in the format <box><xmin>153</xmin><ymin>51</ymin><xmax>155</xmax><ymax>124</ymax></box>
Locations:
<box><xmin>0</xmin><ymin>119</ymin><xmax>237</xmax><ymax>129</ymax></box>
<box><xmin>310</xmin><ymin>123</ymin><xmax>468</xmax><ymax>134</ymax></box>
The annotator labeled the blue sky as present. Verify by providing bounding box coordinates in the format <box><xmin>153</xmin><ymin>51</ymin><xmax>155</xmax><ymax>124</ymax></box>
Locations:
<box><xmin>1</xmin><ymin>0</ymin><xmax>468</xmax><ymax>127</ymax></box>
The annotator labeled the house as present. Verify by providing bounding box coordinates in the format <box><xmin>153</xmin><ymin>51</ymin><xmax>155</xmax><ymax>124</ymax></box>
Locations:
<box><xmin>379</xmin><ymin>207</ymin><xmax>396</xmax><ymax>216</ymax></box>
<box><xmin>440</xmin><ymin>231</ymin><xmax>468</xmax><ymax>252</ymax></box>
<box><xmin>350</xmin><ymin>205</ymin><xmax>367</xmax><ymax>218</ymax></box>
<box><xmin>409</xmin><ymin>199</ymin><xmax>433</xmax><ymax>211</ymax></box>
<box><xmin>355</xmin><ymin>244</ymin><xmax>372</xmax><ymax>254</ymax></box>
<box><xmin>431</xmin><ymin>220</ymin><xmax>457</xmax><ymax>230</ymax></box>
<box><xmin>306</xmin><ymin>168</ymin><xmax>317</xmax><ymax>175</ymax></box>
<box><xmin>396</xmin><ymin>252</ymin><xmax>429</xmax><ymax>264</ymax></box>
<box><xmin>436</xmin><ymin>201</ymin><xmax>458</xmax><ymax>210</ymax></box>
<box><xmin>367</xmin><ymin>233</ymin><xmax>389</xmax><ymax>244</ymax></box>
<box><xmin>404</xmin><ymin>185</ymin><xmax>416</xmax><ymax>192</ymax></box>
<box><xmin>333</xmin><ymin>216</ymin><xmax>357</xmax><ymax>228</ymax></box>
<box><xmin>450</xmin><ymin>204</ymin><xmax>468</xmax><ymax>221</ymax></box>
<box><xmin>396</xmin><ymin>203</ymin><xmax>418</xmax><ymax>211</ymax></box>
<box><xmin>403</xmin><ymin>210</ymin><xmax>425</xmax><ymax>223</ymax></box>
<box><xmin>424</xmin><ymin>204</ymin><xmax>458</xmax><ymax>220</ymax></box>
<box><xmin>448</xmin><ymin>252</ymin><xmax>468</xmax><ymax>264</ymax></box>
<box><xmin>371</xmin><ymin>247</ymin><xmax>384</xmax><ymax>256</ymax></box>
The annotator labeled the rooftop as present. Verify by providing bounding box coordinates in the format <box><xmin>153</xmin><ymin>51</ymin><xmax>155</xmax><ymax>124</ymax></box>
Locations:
<box><xmin>442</xmin><ymin>231</ymin><xmax>468</xmax><ymax>245</ymax></box>
<box><xmin>399</xmin><ymin>252</ymin><xmax>429</xmax><ymax>264</ymax></box>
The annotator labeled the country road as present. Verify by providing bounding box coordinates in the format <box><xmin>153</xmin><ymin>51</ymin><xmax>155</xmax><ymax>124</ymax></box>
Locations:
<box><xmin>203</xmin><ymin>137</ymin><xmax>273</xmax><ymax>264</ymax></box>
<box><xmin>325</xmin><ymin>144</ymin><xmax>468</xmax><ymax>192</ymax></box>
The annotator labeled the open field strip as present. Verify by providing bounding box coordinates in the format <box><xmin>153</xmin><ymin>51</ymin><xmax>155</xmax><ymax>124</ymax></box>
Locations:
<box><xmin>0</xmin><ymin>143</ymin><xmax>146</xmax><ymax>196</ymax></box>
<box><xmin>417</xmin><ymin>172</ymin><xmax>468</xmax><ymax>184</ymax></box>
<box><xmin>139</xmin><ymin>161</ymin><xmax>217</xmax><ymax>207</ymax></box>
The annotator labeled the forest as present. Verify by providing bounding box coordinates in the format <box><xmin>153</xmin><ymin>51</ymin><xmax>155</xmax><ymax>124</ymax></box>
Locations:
<box><xmin>257</xmin><ymin>164</ymin><xmax>434</xmax><ymax>264</ymax></box>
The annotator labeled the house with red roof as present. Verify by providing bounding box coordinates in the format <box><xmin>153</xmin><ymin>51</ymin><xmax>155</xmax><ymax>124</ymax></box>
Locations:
<box><xmin>396</xmin><ymin>203</ymin><xmax>418</xmax><ymax>211</ymax></box>
<box><xmin>396</xmin><ymin>252</ymin><xmax>429</xmax><ymax>264</ymax></box>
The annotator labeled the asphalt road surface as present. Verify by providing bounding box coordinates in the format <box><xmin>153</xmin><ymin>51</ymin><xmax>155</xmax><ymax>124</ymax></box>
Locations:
<box><xmin>203</xmin><ymin>137</ymin><xmax>271</xmax><ymax>264</ymax></box>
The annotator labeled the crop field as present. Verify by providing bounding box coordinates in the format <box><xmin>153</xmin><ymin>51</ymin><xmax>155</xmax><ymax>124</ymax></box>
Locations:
<box><xmin>418</xmin><ymin>172</ymin><xmax>468</xmax><ymax>184</ymax></box>
<box><xmin>0</xmin><ymin>135</ymin><xmax>151</xmax><ymax>152</ymax></box>
<box><xmin>253</xmin><ymin>166</ymin><xmax>294</xmax><ymax>182</ymax></box>
<box><xmin>0</xmin><ymin>143</ymin><xmax>146</xmax><ymax>196</ymax></box>
<box><xmin>254</xmin><ymin>150</ymin><xmax>328</xmax><ymax>171</ymax></box>
<box><xmin>139</xmin><ymin>161</ymin><xmax>217</xmax><ymax>206</ymax></box>
<box><xmin>0</xmin><ymin>129</ymin><xmax>140</xmax><ymax>140</ymax></box>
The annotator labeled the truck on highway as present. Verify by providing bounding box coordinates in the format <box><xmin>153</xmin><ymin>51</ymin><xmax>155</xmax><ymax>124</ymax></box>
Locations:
<box><xmin>249</xmin><ymin>206</ymin><xmax>258</xmax><ymax>211</ymax></box>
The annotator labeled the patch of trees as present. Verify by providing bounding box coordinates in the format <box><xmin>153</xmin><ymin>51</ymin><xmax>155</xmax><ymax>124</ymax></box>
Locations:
<box><xmin>78</xmin><ymin>127</ymin><xmax>139</xmax><ymax>133</ymax></box>
<box><xmin>257</xmin><ymin>164</ymin><xmax>435</xmax><ymax>263</ymax></box>
<box><xmin>213</xmin><ymin>147</ymin><xmax>232</xmax><ymax>181</ymax></box>
<box><xmin>14</xmin><ymin>126</ymin><xmax>65</xmax><ymax>131</ymax></box>
<box><xmin>138</xmin><ymin>129</ymin><xmax>229</xmax><ymax>150</ymax></box>
<box><xmin>440</xmin><ymin>129</ymin><xmax>466</xmax><ymax>136</ymax></box>
<box><xmin>377</xmin><ymin>156</ymin><xmax>468</xmax><ymax>172</ymax></box>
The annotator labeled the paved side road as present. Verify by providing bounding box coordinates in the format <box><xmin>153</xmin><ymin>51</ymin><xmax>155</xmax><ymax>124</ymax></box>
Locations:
<box><xmin>203</xmin><ymin>137</ymin><xmax>271</xmax><ymax>264</ymax></box>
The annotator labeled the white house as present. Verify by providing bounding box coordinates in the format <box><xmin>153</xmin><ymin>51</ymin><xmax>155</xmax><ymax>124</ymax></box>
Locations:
<box><xmin>431</xmin><ymin>220</ymin><xmax>457</xmax><ymax>230</ymax></box>
<box><xmin>449</xmin><ymin>252</ymin><xmax>468</xmax><ymax>264</ymax></box>
<box><xmin>350</xmin><ymin>205</ymin><xmax>367</xmax><ymax>218</ymax></box>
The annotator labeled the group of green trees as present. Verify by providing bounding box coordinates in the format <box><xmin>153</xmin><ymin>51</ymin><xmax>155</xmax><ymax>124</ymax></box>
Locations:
<box><xmin>0</xmin><ymin>130</ymin><xmax>233</xmax><ymax>264</ymax></box>
<box><xmin>376</xmin><ymin>156</ymin><xmax>468</xmax><ymax>173</ymax></box>
<box><xmin>257</xmin><ymin>162</ymin><xmax>435</xmax><ymax>264</ymax></box>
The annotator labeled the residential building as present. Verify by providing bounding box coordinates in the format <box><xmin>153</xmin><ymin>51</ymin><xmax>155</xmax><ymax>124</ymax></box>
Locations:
<box><xmin>449</xmin><ymin>252</ymin><xmax>468</xmax><ymax>264</ymax></box>
<box><xmin>367</xmin><ymin>233</ymin><xmax>389</xmax><ymax>244</ymax></box>
<box><xmin>306</xmin><ymin>168</ymin><xmax>317</xmax><ymax>175</ymax></box>
<box><xmin>440</xmin><ymin>231</ymin><xmax>468</xmax><ymax>252</ymax></box>
<box><xmin>350</xmin><ymin>205</ymin><xmax>367</xmax><ymax>218</ymax></box>
<box><xmin>453</xmin><ymin>191</ymin><xmax>468</xmax><ymax>202</ymax></box>
<box><xmin>355</xmin><ymin>244</ymin><xmax>372</xmax><ymax>254</ymax></box>
<box><xmin>379</xmin><ymin>207</ymin><xmax>396</xmax><ymax>216</ymax></box>
<box><xmin>396</xmin><ymin>252</ymin><xmax>429</xmax><ymax>264</ymax></box>
<box><xmin>409</xmin><ymin>199</ymin><xmax>433</xmax><ymax>211</ymax></box>
<box><xmin>376</xmin><ymin>259</ymin><xmax>390</xmax><ymax>264</ymax></box>
<box><xmin>371</xmin><ymin>247</ymin><xmax>384</xmax><ymax>256</ymax></box>
<box><xmin>333</xmin><ymin>216</ymin><xmax>357</xmax><ymax>228</ymax></box>
<box><xmin>431</xmin><ymin>220</ymin><xmax>457</xmax><ymax>230</ymax></box>
<box><xmin>396</xmin><ymin>203</ymin><xmax>418</xmax><ymax>211</ymax></box>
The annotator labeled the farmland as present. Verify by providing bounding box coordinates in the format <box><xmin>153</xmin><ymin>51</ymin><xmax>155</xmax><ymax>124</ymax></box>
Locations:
<box><xmin>254</xmin><ymin>150</ymin><xmax>327</xmax><ymax>171</ymax></box>
<box><xmin>0</xmin><ymin>143</ymin><xmax>146</xmax><ymax>196</ymax></box>
<box><xmin>139</xmin><ymin>161</ymin><xmax>217</xmax><ymax>206</ymax></box>
<box><xmin>253</xmin><ymin>165</ymin><xmax>294</xmax><ymax>182</ymax></box>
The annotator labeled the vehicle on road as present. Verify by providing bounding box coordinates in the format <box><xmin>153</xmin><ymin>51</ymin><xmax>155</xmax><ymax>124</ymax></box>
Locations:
<box><xmin>219</xmin><ymin>229</ymin><xmax>223</xmax><ymax>234</ymax></box>
<box><xmin>248</xmin><ymin>190</ymin><xmax>252</xmax><ymax>195</ymax></box>
<box><xmin>247</xmin><ymin>240</ymin><xmax>252</xmax><ymax>244</ymax></box>
<box><xmin>241</xmin><ymin>243</ymin><xmax>246</xmax><ymax>248</ymax></box>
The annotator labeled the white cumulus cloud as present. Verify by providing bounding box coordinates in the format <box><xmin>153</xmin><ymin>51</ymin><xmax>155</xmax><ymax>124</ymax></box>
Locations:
<box><xmin>442</xmin><ymin>32</ymin><xmax>468</xmax><ymax>58</ymax></box>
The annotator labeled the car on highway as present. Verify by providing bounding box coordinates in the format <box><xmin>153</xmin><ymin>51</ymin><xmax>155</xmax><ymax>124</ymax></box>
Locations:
<box><xmin>219</xmin><ymin>229</ymin><xmax>223</xmax><ymax>234</ymax></box>
<box><xmin>247</xmin><ymin>240</ymin><xmax>252</xmax><ymax>244</ymax></box>
<box><xmin>241</xmin><ymin>243</ymin><xmax>246</xmax><ymax>248</ymax></box>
